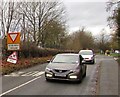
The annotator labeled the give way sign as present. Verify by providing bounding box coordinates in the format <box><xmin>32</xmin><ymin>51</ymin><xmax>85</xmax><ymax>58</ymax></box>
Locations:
<box><xmin>7</xmin><ymin>32</ymin><xmax>20</xmax><ymax>51</ymax></box>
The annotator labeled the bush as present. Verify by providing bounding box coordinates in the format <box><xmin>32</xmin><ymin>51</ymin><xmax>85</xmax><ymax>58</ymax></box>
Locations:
<box><xmin>2</xmin><ymin>40</ymin><xmax>78</xmax><ymax>59</ymax></box>
<box><xmin>18</xmin><ymin>42</ymin><xmax>62</xmax><ymax>58</ymax></box>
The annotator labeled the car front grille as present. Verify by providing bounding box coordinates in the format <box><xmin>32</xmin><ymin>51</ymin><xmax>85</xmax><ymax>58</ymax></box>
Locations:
<box><xmin>54</xmin><ymin>69</ymin><xmax>68</xmax><ymax>73</ymax></box>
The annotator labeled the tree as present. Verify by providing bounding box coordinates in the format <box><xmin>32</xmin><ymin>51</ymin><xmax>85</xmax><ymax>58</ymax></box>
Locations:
<box><xmin>0</xmin><ymin>2</ymin><xmax>22</xmax><ymax>56</ymax></box>
<box><xmin>0</xmin><ymin>1</ymin><xmax>67</xmax><ymax>49</ymax></box>
<box><xmin>107</xmin><ymin>0</ymin><xmax>120</xmax><ymax>49</ymax></box>
<box><xmin>0</xmin><ymin>2</ymin><xmax>22</xmax><ymax>38</ymax></box>
<box><xmin>66</xmin><ymin>27</ymin><xmax>95</xmax><ymax>51</ymax></box>
<box><xmin>42</xmin><ymin>19</ymin><xmax>67</xmax><ymax>49</ymax></box>
<box><xmin>17</xmin><ymin>1</ymin><xmax>66</xmax><ymax>48</ymax></box>
<box><xmin>36</xmin><ymin>1</ymin><xmax>66</xmax><ymax>47</ymax></box>
<box><xmin>95</xmin><ymin>29</ymin><xmax>111</xmax><ymax>53</ymax></box>
<box><xmin>109</xmin><ymin>32</ymin><xmax>119</xmax><ymax>50</ymax></box>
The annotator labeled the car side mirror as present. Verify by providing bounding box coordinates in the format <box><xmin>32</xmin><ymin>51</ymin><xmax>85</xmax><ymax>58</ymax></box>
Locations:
<box><xmin>79</xmin><ymin>55</ymin><xmax>84</xmax><ymax>65</ymax></box>
<box><xmin>82</xmin><ymin>60</ymin><xmax>86</xmax><ymax>64</ymax></box>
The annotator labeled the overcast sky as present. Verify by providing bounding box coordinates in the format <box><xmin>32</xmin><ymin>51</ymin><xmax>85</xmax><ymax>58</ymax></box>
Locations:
<box><xmin>63</xmin><ymin>0</ymin><xmax>111</xmax><ymax>36</ymax></box>
<box><xmin>0</xmin><ymin>0</ymin><xmax>113</xmax><ymax>37</ymax></box>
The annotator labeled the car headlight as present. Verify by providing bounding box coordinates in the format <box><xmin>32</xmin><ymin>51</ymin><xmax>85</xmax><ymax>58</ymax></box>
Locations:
<box><xmin>69</xmin><ymin>75</ymin><xmax>77</xmax><ymax>79</ymax></box>
<box><xmin>46</xmin><ymin>73</ymin><xmax>53</xmax><ymax>77</ymax></box>
<box><xmin>45</xmin><ymin>67</ymin><xmax>53</xmax><ymax>77</ymax></box>
<box><xmin>92</xmin><ymin>55</ymin><xmax>94</xmax><ymax>58</ymax></box>
<box><xmin>88</xmin><ymin>57</ymin><xmax>91</xmax><ymax>60</ymax></box>
<box><xmin>69</xmin><ymin>71</ymin><xmax>78</xmax><ymax>79</ymax></box>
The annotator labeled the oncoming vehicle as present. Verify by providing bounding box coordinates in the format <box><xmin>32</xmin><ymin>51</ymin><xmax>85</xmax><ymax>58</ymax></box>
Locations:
<box><xmin>115</xmin><ymin>50</ymin><xmax>120</xmax><ymax>54</ymax></box>
<box><xmin>45</xmin><ymin>53</ymin><xmax>87</xmax><ymax>83</ymax></box>
<box><xmin>79</xmin><ymin>50</ymin><xmax>95</xmax><ymax>64</ymax></box>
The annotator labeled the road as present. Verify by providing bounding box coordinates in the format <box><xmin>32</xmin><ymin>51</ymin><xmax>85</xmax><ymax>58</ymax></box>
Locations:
<box><xmin>1</xmin><ymin>55</ymin><xmax>117</xmax><ymax>95</ymax></box>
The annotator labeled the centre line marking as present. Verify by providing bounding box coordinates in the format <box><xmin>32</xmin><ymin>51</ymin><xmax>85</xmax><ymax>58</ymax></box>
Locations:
<box><xmin>0</xmin><ymin>76</ymin><xmax>42</xmax><ymax>96</ymax></box>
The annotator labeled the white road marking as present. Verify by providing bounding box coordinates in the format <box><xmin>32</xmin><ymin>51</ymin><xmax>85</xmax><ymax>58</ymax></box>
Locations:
<box><xmin>33</xmin><ymin>71</ymin><xmax>45</xmax><ymax>77</ymax></box>
<box><xmin>4</xmin><ymin>72</ymin><xmax>24</xmax><ymax>77</ymax></box>
<box><xmin>4</xmin><ymin>71</ymin><xmax>45</xmax><ymax>77</ymax></box>
<box><xmin>21</xmin><ymin>71</ymin><xmax>39</xmax><ymax>76</ymax></box>
<box><xmin>0</xmin><ymin>76</ymin><xmax>41</xmax><ymax>96</ymax></box>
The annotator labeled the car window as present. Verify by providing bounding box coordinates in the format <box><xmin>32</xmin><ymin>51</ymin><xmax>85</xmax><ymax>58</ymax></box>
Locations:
<box><xmin>52</xmin><ymin>55</ymin><xmax>79</xmax><ymax>64</ymax></box>
<box><xmin>79</xmin><ymin>51</ymin><xmax>93</xmax><ymax>55</ymax></box>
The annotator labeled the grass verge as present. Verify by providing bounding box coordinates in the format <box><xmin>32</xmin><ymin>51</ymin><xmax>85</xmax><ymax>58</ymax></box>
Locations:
<box><xmin>110</xmin><ymin>53</ymin><xmax>120</xmax><ymax>57</ymax></box>
<box><xmin>110</xmin><ymin>53</ymin><xmax>120</xmax><ymax>65</ymax></box>
<box><xmin>1</xmin><ymin>56</ymin><xmax>52</xmax><ymax>75</ymax></box>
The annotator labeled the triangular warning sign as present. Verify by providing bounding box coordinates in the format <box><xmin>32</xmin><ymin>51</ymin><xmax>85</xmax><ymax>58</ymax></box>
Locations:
<box><xmin>7</xmin><ymin>52</ymin><xmax>18</xmax><ymax>64</ymax></box>
<box><xmin>9</xmin><ymin>52</ymin><xmax>17</xmax><ymax>60</ymax></box>
<box><xmin>9</xmin><ymin>33</ymin><xmax>19</xmax><ymax>43</ymax></box>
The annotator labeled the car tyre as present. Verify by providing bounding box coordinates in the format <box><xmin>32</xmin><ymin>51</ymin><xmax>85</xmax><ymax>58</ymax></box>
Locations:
<box><xmin>83</xmin><ymin>71</ymin><xmax>86</xmax><ymax>78</ymax></box>
<box><xmin>92</xmin><ymin>59</ymin><xmax>95</xmax><ymax>64</ymax></box>
<box><xmin>46</xmin><ymin>78</ymin><xmax>51</xmax><ymax>82</ymax></box>
<box><xmin>77</xmin><ymin>71</ymin><xmax>83</xmax><ymax>83</ymax></box>
<box><xmin>76</xmin><ymin>77</ymin><xmax>82</xmax><ymax>84</ymax></box>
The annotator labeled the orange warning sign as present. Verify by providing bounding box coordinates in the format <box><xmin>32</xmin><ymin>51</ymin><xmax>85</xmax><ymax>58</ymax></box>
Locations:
<box><xmin>7</xmin><ymin>32</ymin><xmax>20</xmax><ymax>51</ymax></box>
<box><xmin>7</xmin><ymin>32</ymin><xmax>20</xmax><ymax>44</ymax></box>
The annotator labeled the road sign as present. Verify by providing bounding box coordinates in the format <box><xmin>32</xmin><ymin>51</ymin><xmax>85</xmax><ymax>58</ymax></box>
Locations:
<box><xmin>7</xmin><ymin>32</ymin><xmax>20</xmax><ymax>51</ymax></box>
<box><xmin>7</xmin><ymin>52</ymin><xmax>18</xmax><ymax>64</ymax></box>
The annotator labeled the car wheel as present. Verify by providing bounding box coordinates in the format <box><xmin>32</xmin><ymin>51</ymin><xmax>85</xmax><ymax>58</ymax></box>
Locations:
<box><xmin>77</xmin><ymin>71</ymin><xmax>83</xmax><ymax>83</ymax></box>
<box><xmin>46</xmin><ymin>78</ymin><xmax>51</xmax><ymax>82</ymax></box>
<box><xmin>83</xmin><ymin>71</ymin><xmax>86</xmax><ymax>78</ymax></box>
<box><xmin>92</xmin><ymin>59</ymin><xmax>95</xmax><ymax>64</ymax></box>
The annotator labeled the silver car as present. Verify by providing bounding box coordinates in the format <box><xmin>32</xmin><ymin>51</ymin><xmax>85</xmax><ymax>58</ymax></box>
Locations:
<box><xmin>45</xmin><ymin>53</ymin><xmax>87</xmax><ymax>83</ymax></box>
<box><xmin>79</xmin><ymin>50</ymin><xmax>95</xmax><ymax>64</ymax></box>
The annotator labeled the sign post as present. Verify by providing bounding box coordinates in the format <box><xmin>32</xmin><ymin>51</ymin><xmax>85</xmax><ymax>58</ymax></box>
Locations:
<box><xmin>7</xmin><ymin>32</ymin><xmax>20</xmax><ymax>64</ymax></box>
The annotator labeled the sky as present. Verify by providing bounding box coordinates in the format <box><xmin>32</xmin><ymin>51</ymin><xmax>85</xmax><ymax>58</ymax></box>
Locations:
<box><xmin>0</xmin><ymin>0</ymin><xmax>116</xmax><ymax>37</ymax></box>
<box><xmin>63</xmin><ymin>0</ymin><xmax>112</xmax><ymax>36</ymax></box>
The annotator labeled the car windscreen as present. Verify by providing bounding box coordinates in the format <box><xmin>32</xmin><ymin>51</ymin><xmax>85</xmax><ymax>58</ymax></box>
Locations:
<box><xmin>79</xmin><ymin>51</ymin><xmax>93</xmax><ymax>55</ymax></box>
<box><xmin>52</xmin><ymin>55</ymin><xmax>79</xmax><ymax>64</ymax></box>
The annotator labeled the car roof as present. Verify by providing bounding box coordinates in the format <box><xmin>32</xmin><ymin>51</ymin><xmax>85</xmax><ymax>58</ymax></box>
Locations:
<box><xmin>57</xmin><ymin>53</ymin><xmax>79</xmax><ymax>56</ymax></box>
<box><xmin>79</xmin><ymin>50</ymin><xmax>93</xmax><ymax>52</ymax></box>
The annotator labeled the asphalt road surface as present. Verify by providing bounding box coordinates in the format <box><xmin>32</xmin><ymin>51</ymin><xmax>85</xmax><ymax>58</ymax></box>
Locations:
<box><xmin>1</xmin><ymin>55</ymin><xmax>115</xmax><ymax>96</ymax></box>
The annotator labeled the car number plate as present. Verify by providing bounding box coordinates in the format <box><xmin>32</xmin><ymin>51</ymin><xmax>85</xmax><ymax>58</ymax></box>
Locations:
<box><xmin>55</xmin><ymin>74</ymin><xmax>66</xmax><ymax>77</ymax></box>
